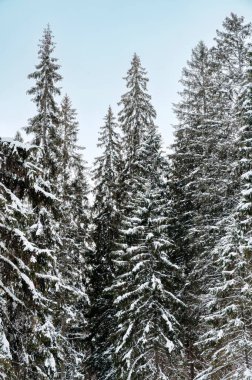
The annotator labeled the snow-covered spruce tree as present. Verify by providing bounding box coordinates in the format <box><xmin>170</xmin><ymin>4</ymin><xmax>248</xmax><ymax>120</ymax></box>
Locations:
<box><xmin>56</xmin><ymin>94</ymin><xmax>90</xmax><ymax>379</ymax></box>
<box><xmin>184</xmin><ymin>16</ymin><xmax>252</xmax><ymax>379</ymax></box>
<box><xmin>109</xmin><ymin>122</ymin><xmax>184</xmax><ymax>380</ymax></box>
<box><xmin>0</xmin><ymin>138</ymin><xmax>32</xmax><ymax>379</ymax></box>
<box><xmin>118</xmin><ymin>53</ymin><xmax>156</xmax><ymax>159</ymax></box>
<box><xmin>0</xmin><ymin>315</ymin><xmax>12</xmax><ymax>379</ymax></box>
<box><xmin>0</xmin><ymin>138</ymin><xmax>62</xmax><ymax>379</ymax></box>
<box><xmin>87</xmin><ymin>106</ymin><xmax>122</xmax><ymax>379</ymax></box>
<box><xmin>196</xmin><ymin>48</ymin><xmax>252</xmax><ymax>380</ymax></box>
<box><xmin>24</xmin><ymin>27</ymin><xmax>79</xmax><ymax>378</ymax></box>
<box><xmin>214</xmin><ymin>13</ymin><xmax>251</xmax><ymax>106</ymax></box>
<box><xmin>24</xmin><ymin>24</ymin><xmax>63</xmax><ymax>182</ymax></box>
<box><xmin>117</xmin><ymin>53</ymin><xmax>157</xmax><ymax>207</ymax></box>
<box><xmin>211</xmin><ymin>13</ymin><xmax>252</xmax><ymax>203</ymax></box>
<box><xmin>170</xmin><ymin>40</ymin><xmax>235</xmax><ymax>378</ymax></box>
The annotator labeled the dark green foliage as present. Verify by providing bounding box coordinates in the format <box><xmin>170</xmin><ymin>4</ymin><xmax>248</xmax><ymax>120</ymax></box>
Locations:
<box><xmin>0</xmin><ymin>138</ymin><xmax>62</xmax><ymax>379</ymax></box>
<box><xmin>88</xmin><ymin>107</ymin><xmax>121</xmax><ymax>379</ymax></box>
<box><xmin>170</xmin><ymin>41</ymin><xmax>225</xmax><ymax>378</ymax></box>
<box><xmin>56</xmin><ymin>94</ymin><xmax>90</xmax><ymax>379</ymax></box>
<box><xmin>117</xmin><ymin>53</ymin><xmax>157</xmax><ymax>210</ymax></box>
<box><xmin>110</xmin><ymin>125</ymin><xmax>183</xmax><ymax>380</ymax></box>
<box><xmin>24</xmin><ymin>24</ymin><xmax>62</xmax><ymax>182</ymax></box>
<box><xmin>196</xmin><ymin>47</ymin><xmax>252</xmax><ymax>380</ymax></box>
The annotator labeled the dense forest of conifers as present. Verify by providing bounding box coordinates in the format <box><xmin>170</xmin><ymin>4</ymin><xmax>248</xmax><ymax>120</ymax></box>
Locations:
<box><xmin>1</xmin><ymin>12</ymin><xmax>252</xmax><ymax>380</ymax></box>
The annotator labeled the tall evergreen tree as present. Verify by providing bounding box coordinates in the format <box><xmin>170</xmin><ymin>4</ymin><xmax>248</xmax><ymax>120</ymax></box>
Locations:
<box><xmin>0</xmin><ymin>138</ymin><xmax>62</xmax><ymax>379</ymax></box>
<box><xmin>56</xmin><ymin>94</ymin><xmax>90</xmax><ymax>379</ymax></box>
<box><xmin>212</xmin><ymin>12</ymin><xmax>252</xmax><ymax>209</ymax></box>
<box><xmin>170</xmin><ymin>40</ymin><xmax>235</xmax><ymax>378</ymax></box>
<box><xmin>196</xmin><ymin>47</ymin><xmax>252</xmax><ymax>380</ymax></box>
<box><xmin>118</xmin><ymin>53</ymin><xmax>156</xmax><ymax>206</ymax></box>
<box><xmin>106</xmin><ymin>56</ymin><xmax>185</xmax><ymax>379</ymax></box>
<box><xmin>171</xmin><ymin>42</ymin><xmax>219</xmax><ymax>379</ymax></box>
<box><xmin>118</xmin><ymin>53</ymin><xmax>156</xmax><ymax>160</ymax></box>
<box><xmin>24</xmin><ymin>27</ymin><xmax>83</xmax><ymax>378</ymax></box>
<box><xmin>109</xmin><ymin>125</ymin><xmax>183</xmax><ymax>380</ymax></box>
<box><xmin>110</xmin><ymin>102</ymin><xmax>182</xmax><ymax>379</ymax></box>
<box><xmin>24</xmin><ymin>24</ymin><xmax>62</xmax><ymax>181</ymax></box>
<box><xmin>214</xmin><ymin>13</ymin><xmax>251</xmax><ymax>103</ymax></box>
<box><xmin>88</xmin><ymin>106</ymin><xmax>121</xmax><ymax>379</ymax></box>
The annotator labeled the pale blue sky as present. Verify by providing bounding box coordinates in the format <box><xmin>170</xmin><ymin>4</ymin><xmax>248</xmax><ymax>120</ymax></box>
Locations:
<box><xmin>0</xmin><ymin>0</ymin><xmax>252</xmax><ymax>163</ymax></box>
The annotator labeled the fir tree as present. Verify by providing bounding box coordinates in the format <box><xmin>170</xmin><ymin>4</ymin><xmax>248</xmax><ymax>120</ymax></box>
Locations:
<box><xmin>0</xmin><ymin>138</ymin><xmax>62</xmax><ymax>379</ymax></box>
<box><xmin>196</xmin><ymin>47</ymin><xmax>252</xmax><ymax>380</ymax></box>
<box><xmin>24</xmin><ymin>27</ymin><xmax>78</xmax><ymax>378</ymax></box>
<box><xmin>118</xmin><ymin>53</ymin><xmax>156</xmax><ymax>205</ymax></box>
<box><xmin>212</xmin><ymin>12</ymin><xmax>252</xmax><ymax>209</ymax></box>
<box><xmin>88</xmin><ymin>106</ymin><xmax>121</xmax><ymax>379</ymax></box>
<box><xmin>56</xmin><ymin>94</ymin><xmax>90</xmax><ymax>379</ymax></box>
<box><xmin>24</xmin><ymin>24</ymin><xmax>62</xmax><ymax>181</ymax></box>
<box><xmin>214</xmin><ymin>13</ymin><xmax>251</xmax><ymax>103</ymax></box>
<box><xmin>118</xmin><ymin>53</ymin><xmax>156</xmax><ymax>159</ymax></box>
<box><xmin>110</xmin><ymin>124</ymin><xmax>183</xmax><ymax>380</ymax></box>
<box><xmin>170</xmin><ymin>40</ymin><xmax>234</xmax><ymax>378</ymax></box>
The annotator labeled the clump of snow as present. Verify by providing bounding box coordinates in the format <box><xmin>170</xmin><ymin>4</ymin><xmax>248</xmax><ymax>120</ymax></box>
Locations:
<box><xmin>45</xmin><ymin>353</ymin><xmax>56</xmax><ymax>374</ymax></box>
<box><xmin>1</xmin><ymin>137</ymin><xmax>36</xmax><ymax>151</ymax></box>
<box><xmin>0</xmin><ymin>318</ymin><xmax>11</xmax><ymax>359</ymax></box>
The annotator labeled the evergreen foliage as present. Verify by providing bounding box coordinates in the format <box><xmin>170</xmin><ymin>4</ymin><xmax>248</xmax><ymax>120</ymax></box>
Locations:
<box><xmin>117</xmin><ymin>53</ymin><xmax>157</xmax><ymax>210</ymax></box>
<box><xmin>0</xmin><ymin>138</ymin><xmax>61</xmax><ymax>379</ymax></box>
<box><xmin>56</xmin><ymin>94</ymin><xmax>90</xmax><ymax>379</ymax></box>
<box><xmin>169</xmin><ymin>16</ymin><xmax>251</xmax><ymax>375</ymax></box>
<box><xmin>196</xmin><ymin>47</ymin><xmax>252</xmax><ymax>380</ymax></box>
<box><xmin>118</xmin><ymin>53</ymin><xmax>156</xmax><ymax>162</ymax></box>
<box><xmin>88</xmin><ymin>106</ymin><xmax>121</xmax><ymax>379</ymax></box>
<box><xmin>24</xmin><ymin>24</ymin><xmax>62</xmax><ymax>181</ymax></box>
<box><xmin>170</xmin><ymin>40</ymin><xmax>226</xmax><ymax>378</ymax></box>
<box><xmin>110</xmin><ymin>124</ymin><xmax>183</xmax><ymax>379</ymax></box>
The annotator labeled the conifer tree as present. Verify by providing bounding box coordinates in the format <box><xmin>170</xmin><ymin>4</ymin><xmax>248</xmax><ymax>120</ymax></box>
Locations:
<box><xmin>24</xmin><ymin>24</ymin><xmax>62</xmax><ymax>181</ymax></box>
<box><xmin>0</xmin><ymin>138</ymin><xmax>35</xmax><ymax>379</ymax></box>
<box><xmin>0</xmin><ymin>138</ymin><xmax>62</xmax><ymax>379</ymax></box>
<box><xmin>119</xmin><ymin>54</ymin><xmax>156</xmax><ymax>159</ymax></box>
<box><xmin>118</xmin><ymin>53</ymin><xmax>156</xmax><ymax>205</ymax></box>
<box><xmin>24</xmin><ymin>27</ymin><xmax>78</xmax><ymax>378</ymax></box>
<box><xmin>212</xmin><ymin>13</ymin><xmax>252</xmax><ymax>205</ymax></box>
<box><xmin>88</xmin><ymin>106</ymin><xmax>121</xmax><ymax>379</ymax></box>
<box><xmin>110</xmin><ymin>122</ymin><xmax>183</xmax><ymax>379</ymax></box>
<box><xmin>196</xmin><ymin>47</ymin><xmax>252</xmax><ymax>380</ymax></box>
<box><xmin>25</xmin><ymin>26</ymin><xmax>92</xmax><ymax>377</ymax></box>
<box><xmin>214</xmin><ymin>13</ymin><xmax>251</xmax><ymax>103</ymax></box>
<box><xmin>170</xmin><ymin>41</ymin><xmax>210</xmax><ymax>378</ymax></box>
<box><xmin>170</xmin><ymin>40</ymin><xmax>233</xmax><ymax>378</ymax></box>
<box><xmin>56</xmin><ymin>94</ymin><xmax>90</xmax><ymax>379</ymax></box>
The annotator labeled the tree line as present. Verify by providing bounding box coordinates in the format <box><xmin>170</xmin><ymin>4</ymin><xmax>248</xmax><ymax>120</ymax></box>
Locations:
<box><xmin>0</xmin><ymin>13</ymin><xmax>252</xmax><ymax>380</ymax></box>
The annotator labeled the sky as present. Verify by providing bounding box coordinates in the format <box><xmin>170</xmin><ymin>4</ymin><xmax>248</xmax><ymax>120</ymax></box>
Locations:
<box><xmin>0</xmin><ymin>0</ymin><xmax>252</xmax><ymax>164</ymax></box>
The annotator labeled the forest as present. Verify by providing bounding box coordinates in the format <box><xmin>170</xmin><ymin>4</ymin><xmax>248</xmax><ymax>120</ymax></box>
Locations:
<box><xmin>0</xmin><ymin>12</ymin><xmax>252</xmax><ymax>380</ymax></box>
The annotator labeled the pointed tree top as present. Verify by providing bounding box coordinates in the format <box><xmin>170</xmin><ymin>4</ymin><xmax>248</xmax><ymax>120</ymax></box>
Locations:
<box><xmin>222</xmin><ymin>13</ymin><xmax>245</xmax><ymax>29</ymax></box>
<box><xmin>61</xmin><ymin>93</ymin><xmax>71</xmax><ymax>106</ymax></box>
<box><xmin>132</xmin><ymin>52</ymin><xmax>140</xmax><ymax>63</ymax></box>
<box><xmin>215</xmin><ymin>12</ymin><xmax>251</xmax><ymax>39</ymax></box>
<box><xmin>37</xmin><ymin>24</ymin><xmax>56</xmax><ymax>56</ymax></box>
